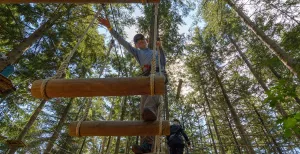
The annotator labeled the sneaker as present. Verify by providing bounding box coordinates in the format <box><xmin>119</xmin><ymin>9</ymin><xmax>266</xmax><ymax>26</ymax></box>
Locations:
<box><xmin>132</xmin><ymin>143</ymin><xmax>152</xmax><ymax>154</ymax></box>
<box><xmin>142</xmin><ymin>107</ymin><xmax>157</xmax><ymax>121</ymax></box>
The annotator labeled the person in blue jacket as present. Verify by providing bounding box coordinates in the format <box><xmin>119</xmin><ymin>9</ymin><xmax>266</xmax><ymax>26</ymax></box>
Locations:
<box><xmin>98</xmin><ymin>17</ymin><xmax>167</xmax><ymax>154</ymax></box>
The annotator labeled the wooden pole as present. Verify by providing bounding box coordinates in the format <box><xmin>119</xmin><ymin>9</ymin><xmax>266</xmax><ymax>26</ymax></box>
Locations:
<box><xmin>1</xmin><ymin>0</ymin><xmax>160</xmax><ymax>3</ymax></box>
<box><xmin>175</xmin><ymin>79</ymin><xmax>183</xmax><ymax>100</ymax></box>
<box><xmin>31</xmin><ymin>76</ymin><xmax>165</xmax><ymax>99</ymax></box>
<box><xmin>69</xmin><ymin>120</ymin><xmax>170</xmax><ymax>136</ymax></box>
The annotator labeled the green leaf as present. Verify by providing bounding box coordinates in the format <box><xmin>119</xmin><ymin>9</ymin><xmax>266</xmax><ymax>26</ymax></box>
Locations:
<box><xmin>295</xmin><ymin>112</ymin><xmax>300</xmax><ymax>120</ymax></box>
<box><xmin>284</xmin><ymin>129</ymin><xmax>292</xmax><ymax>138</ymax></box>
<box><xmin>292</xmin><ymin>127</ymin><xmax>300</xmax><ymax>135</ymax></box>
<box><xmin>269</xmin><ymin>100</ymin><xmax>277</xmax><ymax>107</ymax></box>
<box><xmin>276</xmin><ymin>118</ymin><xmax>284</xmax><ymax>124</ymax></box>
<box><xmin>284</xmin><ymin>117</ymin><xmax>297</xmax><ymax>129</ymax></box>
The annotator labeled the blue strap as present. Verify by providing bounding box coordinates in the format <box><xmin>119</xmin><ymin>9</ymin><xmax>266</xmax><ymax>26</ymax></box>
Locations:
<box><xmin>1</xmin><ymin>65</ymin><xmax>14</xmax><ymax>77</ymax></box>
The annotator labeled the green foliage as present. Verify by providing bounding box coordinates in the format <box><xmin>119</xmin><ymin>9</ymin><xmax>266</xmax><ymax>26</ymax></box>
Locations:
<box><xmin>264</xmin><ymin>79</ymin><xmax>297</xmax><ymax>107</ymax></box>
<box><xmin>278</xmin><ymin>114</ymin><xmax>300</xmax><ymax>138</ymax></box>
<box><xmin>1</xmin><ymin>0</ymin><xmax>300</xmax><ymax>153</ymax></box>
<box><xmin>281</xmin><ymin>25</ymin><xmax>300</xmax><ymax>54</ymax></box>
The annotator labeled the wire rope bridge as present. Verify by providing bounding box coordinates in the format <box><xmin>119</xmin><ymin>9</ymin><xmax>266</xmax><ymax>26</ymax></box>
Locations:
<box><xmin>2</xmin><ymin>0</ymin><xmax>169</xmax><ymax>153</ymax></box>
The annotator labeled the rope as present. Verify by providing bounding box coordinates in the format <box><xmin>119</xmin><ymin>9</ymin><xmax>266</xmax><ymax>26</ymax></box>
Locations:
<box><xmin>75</xmin><ymin>118</ymin><xmax>84</xmax><ymax>137</ymax></box>
<box><xmin>75</xmin><ymin>98</ymin><xmax>93</xmax><ymax>137</ymax></box>
<box><xmin>40</xmin><ymin>8</ymin><xmax>102</xmax><ymax>99</ymax></box>
<box><xmin>157</xmin><ymin>47</ymin><xmax>161</xmax><ymax>76</ymax></box>
<box><xmin>150</xmin><ymin>3</ymin><xmax>159</xmax><ymax>96</ymax></box>
<box><xmin>98</xmin><ymin>39</ymin><xmax>114</xmax><ymax>78</ymax></box>
<box><xmin>151</xmin><ymin>3</ymin><xmax>164</xmax><ymax>154</ymax></box>
<box><xmin>40</xmin><ymin>79</ymin><xmax>50</xmax><ymax>100</ymax></box>
<box><xmin>154</xmin><ymin>96</ymin><xmax>163</xmax><ymax>153</ymax></box>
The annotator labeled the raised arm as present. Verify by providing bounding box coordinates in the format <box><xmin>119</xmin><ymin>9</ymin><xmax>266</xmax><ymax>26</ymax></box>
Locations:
<box><xmin>180</xmin><ymin>128</ymin><xmax>191</xmax><ymax>146</ymax></box>
<box><xmin>98</xmin><ymin>18</ymin><xmax>140</xmax><ymax>61</ymax></box>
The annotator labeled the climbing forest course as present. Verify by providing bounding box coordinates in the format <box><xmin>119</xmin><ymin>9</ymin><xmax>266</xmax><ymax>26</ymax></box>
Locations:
<box><xmin>0</xmin><ymin>0</ymin><xmax>300</xmax><ymax>154</ymax></box>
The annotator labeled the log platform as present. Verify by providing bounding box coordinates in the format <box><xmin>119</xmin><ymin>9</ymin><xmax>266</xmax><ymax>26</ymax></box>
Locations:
<box><xmin>31</xmin><ymin>76</ymin><xmax>165</xmax><ymax>99</ymax></box>
<box><xmin>0</xmin><ymin>74</ymin><xmax>15</xmax><ymax>95</ymax></box>
<box><xmin>69</xmin><ymin>120</ymin><xmax>170</xmax><ymax>136</ymax></box>
<box><xmin>6</xmin><ymin>140</ymin><xmax>26</xmax><ymax>148</ymax></box>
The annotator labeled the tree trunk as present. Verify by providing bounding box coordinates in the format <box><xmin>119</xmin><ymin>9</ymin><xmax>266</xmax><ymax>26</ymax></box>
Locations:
<box><xmin>0</xmin><ymin>6</ymin><xmax>65</xmax><ymax>71</ymax></box>
<box><xmin>229</xmin><ymin>36</ymin><xmax>288</xmax><ymax>117</ymax></box>
<box><xmin>100</xmin><ymin>137</ymin><xmax>108</xmax><ymax>154</ymax></box>
<box><xmin>231</xmin><ymin>37</ymin><xmax>300</xmax><ymax>139</ymax></box>
<box><xmin>114</xmin><ymin>137</ymin><xmax>121</xmax><ymax>154</ymax></box>
<box><xmin>100</xmin><ymin>100</ymin><xmax>116</xmax><ymax>154</ymax></box>
<box><xmin>251</xmin><ymin>104</ymin><xmax>283</xmax><ymax>154</ymax></box>
<box><xmin>200</xmin><ymin>100</ymin><xmax>218</xmax><ymax>154</ymax></box>
<box><xmin>201</xmin><ymin>85</ymin><xmax>226</xmax><ymax>154</ymax></box>
<box><xmin>79</xmin><ymin>137</ymin><xmax>87</xmax><ymax>154</ymax></box>
<box><xmin>206</xmin><ymin>51</ymin><xmax>256</xmax><ymax>154</ymax></box>
<box><xmin>114</xmin><ymin>96</ymin><xmax>127</xmax><ymax>154</ymax></box>
<box><xmin>125</xmin><ymin>136</ymin><xmax>131</xmax><ymax>154</ymax></box>
<box><xmin>224</xmin><ymin>0</ymin><xmax>300</xmax><ymax>79</ymax></box>
<box><xmin>105</xmin><ymin>136</ymin><xmax>112</xmax><ymax>154</ymax></box>
<box><xmin>59</xmin><ymin>103</ymin><xmax>85</xmax><ymax>154</ymax></box>
<box><xmin>176</xmin><ymin>79</ymin><xmax>183</xmax><ymax>100</ymax></box>
<box><xmin>104</xmin><ymin>100</ymin><xmax>117</xmax><ymax>154</ymax></box>
<box><xmin>7</xmin><ymin>100</ymin><xmax>47</xmax><ymax>154</ymax></box>
<box><xmin>44</xmin><ymin>98</ymin><xmax>74</xmax><ymax>154</ymax></box>
<box><xmin>148</xmin><ymin>4</ymin><xmax>157</xmax><ymax>50</ymax></box>
<box><xmin>194</xmin><ymin>110</ymin><xmax>205</xmax><ymax>153</ymax></box>
<box><xmin>223</xmin><ymin>110</ymin><xmax>242</xmax><ymax>154</ymax></box>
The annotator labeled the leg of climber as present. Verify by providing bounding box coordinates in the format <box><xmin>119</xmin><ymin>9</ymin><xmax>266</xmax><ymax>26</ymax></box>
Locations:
<box><xmin>132</xmin><ymin>95</ymin><xmax>160</xmax><ymax>154</ymax></box>
<box><xmin>132</xmin><ymin>136</ymin><xmax>153</xmax><ymax>154</ymax></box>
<box><xmin>142</xmin><ymin>95</ymin><xmax>160</xmax><ymax>121</ymax></box>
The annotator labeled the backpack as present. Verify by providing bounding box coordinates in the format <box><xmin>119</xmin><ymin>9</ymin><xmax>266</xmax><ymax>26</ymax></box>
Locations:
<box><xmin>168</xmin><ymin>125</ymin><xmax>184</xmax><ymax>146</ymax></box>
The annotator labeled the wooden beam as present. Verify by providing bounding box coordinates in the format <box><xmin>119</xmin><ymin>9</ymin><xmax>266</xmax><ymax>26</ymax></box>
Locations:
<box><xmin>0</xmin><ymin>74</ymin><xmax>15</xmax><ymax>94</ymax></box>
<box><xmin>175</xmin><ymin>79</ymin><xmax>183</xmax><ymax>100</ymax></box>
<box><xmin>69</xmin><ymin>120</ymin><xmax>170</xmax><ymax>136</ymax></box>
<box><xmin>1</xmin><ymin>0</ymin><xmax>160</xmax><ymax>3</ymax></box>
<box><xmin>31</xmin><ymin>76</ymin><xmax>165</xmax><ymax>98</ymax></box>
<box><xmin>6</xmin><ymin>140</ymin><xmax>26</xmax><ymax>148</ymax></box>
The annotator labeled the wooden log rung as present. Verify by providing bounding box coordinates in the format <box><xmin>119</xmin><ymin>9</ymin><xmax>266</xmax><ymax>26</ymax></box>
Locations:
<box><xmin>0</xmin><ymin>74</ymin><xmax>15</xmax><ymax>94</ymax></box>
<box><xmin>6</xmin><ymin>140</ymin><xmax>26</xmax><ymax>147</ymax></box>
<box><xmin>1</xmin><ymin>0</ymin><xmax>160</xmax><ymax>4</ymax></box>
<box><xmin>69</xmin><ymin>120</ymin><xmax>170</xmax><ymax>136</ymax></box>
<box><xmin>31</xmin><ymin>76</ymin><xmax>165</xmax><ymax>98</ymax></box>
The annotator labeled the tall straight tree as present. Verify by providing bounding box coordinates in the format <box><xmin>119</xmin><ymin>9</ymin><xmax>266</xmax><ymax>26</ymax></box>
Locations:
<box><xmin>228</xmin><ymin>36</ymin><xmax>300</xmax><ymax>140</ymax></box>
<box><xmin>114</xmin><ymin>96</ymin><xmax>127</xmax><ymax>154</ymax></box>
<box><xmin>222</xmin><ymin>0</ymin><xmax>300</xmax><ymax>79</ymax></box>
<box><xmin>250</xmin><ymin>103</ymin><xmax>283</xmax><ymax>153</ymax></box>
<box><xmin>6</xmin><ymin>5</ymin><xmax>104</xmax><ymax>153</ymax></box>
<box><xmin>58</xmin><ymin>102</ymin><xmax>85</xmax><ymax>154</ymax></box>
<box><xmin>228</xmin><ymin>36</ymin><xmax>288</xmax><ymax>117</ymax></box>
<box><xmin>7</xmin><ymin>100</ymin><xmax>47</xmax><ymax>154</ymax></box>
<box><xmin>0</xmin><ymin>4</ymin><xmax>72</xmax><ymax>71</ymax></box>
<box><xmin>200</xmin><ymin>101</ymin><xmax>218</xmax><ymax>154</ymax></box>
<box><xmin>223</xmin><ymin>109</ymin><xmax>242</xmax><ymax>154</ymax></box>
<box><xmin>44</xmin><ymin>98</ymin><xmax>74</xmax><ymax>154</ymax></box>
<box><xmin>206</xmin><ymin>51</ymin><xmax>255</xmax><ymax>154</ymax></box>
<box><xmin>187</xmin><ymin>27</ymin><xmax>256</xmax><ymax>153</ymax></box>
<box><xmin>200</xmin><ymin>83</ymin><xmax>226</xmax><ymax>154</ymax></box>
